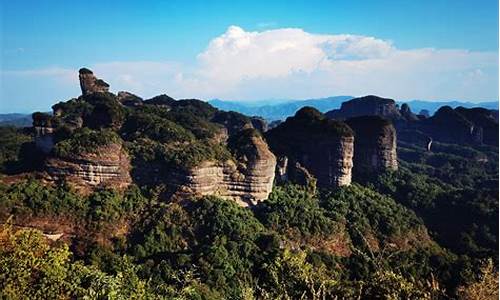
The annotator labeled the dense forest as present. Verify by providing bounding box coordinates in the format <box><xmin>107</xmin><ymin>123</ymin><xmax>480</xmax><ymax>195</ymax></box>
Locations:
<box><xmin>0</xmin><ymin>84</ymin><xmax>498</xmax><ymax>299</ymax></box>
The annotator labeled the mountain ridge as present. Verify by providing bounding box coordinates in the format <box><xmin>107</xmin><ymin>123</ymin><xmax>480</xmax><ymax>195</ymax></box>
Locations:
<box><xmin>209</xmin><ymin>97</ymin><xmax>498</xmax><ymax>121</ymax></box>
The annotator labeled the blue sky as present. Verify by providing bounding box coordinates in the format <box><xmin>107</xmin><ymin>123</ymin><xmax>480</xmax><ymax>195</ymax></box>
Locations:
<box><xmin>1</xmin><ymin>0</ymin><xmax>499</xmax><ymax>113</ymax></box>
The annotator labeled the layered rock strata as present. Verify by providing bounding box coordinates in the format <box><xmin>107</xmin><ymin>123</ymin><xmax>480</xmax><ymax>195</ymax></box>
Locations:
<box><xmin>45</xmin><ymin>143</ymin><xmax>131</xmax><ymax>191</ymax></box>
<box><xmin>345</xmin><ymin>116</ymin><xmax>398</xmax><ymax>174</ymax></box>
<box><xmin>266</xmin><ymin>107</ymin><xmax>354</xmax><ymax>188</ymax></box>
<box><xmin>175</xmin><ymin>133</ymin><xmax>276</xmax><ymax>206</ymax></box>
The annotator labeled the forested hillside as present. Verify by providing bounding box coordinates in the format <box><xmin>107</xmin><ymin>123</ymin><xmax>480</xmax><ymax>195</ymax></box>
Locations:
<box><xmin>0</xmin><ymin>69</ymin><xmax>497</xmax><ymax>299</ymax></box>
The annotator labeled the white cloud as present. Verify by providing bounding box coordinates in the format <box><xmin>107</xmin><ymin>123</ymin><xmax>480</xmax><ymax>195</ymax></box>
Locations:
<box><xmin>189</xmin><ymin>26</ymin><xmax>497</xmax><ymax>101</ymax></box>
<box><xmin>1</xmin><ymin>25</ymin><xmax>498</xmax><ymax>113</ymax></box>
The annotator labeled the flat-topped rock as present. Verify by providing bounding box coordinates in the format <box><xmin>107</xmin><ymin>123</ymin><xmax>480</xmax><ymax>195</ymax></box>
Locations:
<box><xmin>325</xmin><ymin>95</ymin><xmax>402</xmax><ymax>120</ymax></box>
<box><xmin>346</xmin><ymin>116</ymin><xmax>398</xmax><ymax>175</ymax></box>
<box><xmin>266</xmin><ymin>107</ymin><xmax>354</xmax><ymax>188</ymax></box>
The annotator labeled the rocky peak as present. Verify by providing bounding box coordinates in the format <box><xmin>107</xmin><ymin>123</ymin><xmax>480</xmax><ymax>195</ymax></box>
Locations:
<box><xmin>345</xmin><ymin>116</ymin><xmax>398</xmax><ymax>175</ymax></box>
<box><xmin>266</xmin><ymin>107</ymin><xmax>354</xmax><ymax>188</ymax></box>
<box><xmin>400</xmin><ymin>103</ymin><xmax>419</xmax><ymax>121</ymax></box>
<box><xmin>325</xmin><ymin>95</ymin><xmax>402</xmax><ymax>120</ymax></box>
<box><xmin>250</xmin><ymin>116</ymin><xmax>268</xmax><ymax>133</ymax></box>
<box><xmin>79</xmin><ymin>68</ymin><xmax>110</xmax><ymax>95</ymax></box>
<box><xmin>117</xmin><ymin>91</ymin><xmax>143</xmax><ymax>107</ymax></box>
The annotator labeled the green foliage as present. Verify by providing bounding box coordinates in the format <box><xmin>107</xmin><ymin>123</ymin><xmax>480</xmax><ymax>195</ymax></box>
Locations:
<box><xmin>321</xmin><ymin>184</ymin><xmax>421</xmax><ymax>238</ymax></box>
<box><xmin>257</xmin><ymin>184</ymin><xmax>336</xmax><ymax>236</ymax></box>
<box><xmin>121</xmin><ymin>111</ymin><xmax>195</xmax><ymax>143</ymax></box>
<box><xmin>0</xmin><ymin>126</ymin><xmax>34</xmax><ymax>173</ymax></box>
<box><xmin>0</xmin><ymin>179</ymin><xmax>148</xmax><ymax>229</ymax></box>
<box><xmin>0</xmin><ymin>227</ymin><xmax>155</xmax><ymax>299</ymax></box>
<box><xmin>53</xmin><ymin>127</ymin><xmax>120</xmax><ymax>158</ymax></box>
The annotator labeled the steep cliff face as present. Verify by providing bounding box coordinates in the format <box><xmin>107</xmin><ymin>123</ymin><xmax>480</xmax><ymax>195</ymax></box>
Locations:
<box><xmin>454</xmin><ymin>107</ymin><xmax>499</xmax><ymax>146</ymax></box>
<box><xmin>346</xmin><ymin>116</ymin><xmax>398</xmax><ymax>175</ymax></box>
<box><xmin>266</xmin><ymin>107</ymin><xmax>354</xmax><ymax>188</ymax></box>
<box><xmin>79</xmin><ymin>68</ymin><xmax>110</xmax><ymax>95</ymax></box>
<box><xmin>325</xmin><ymin>95</ymin><xmax>402</xmax><ymax>120</ymax></box>
<box><xmin>175</xmin><ymin>131</ymin><xmax>276</xmax><ymax>206</ymax></box>
<box><xmin>415</xmin><ymin>106</ymin><xmax>499</xmax><ymax>146</ymax></box>
<box><xmin>45</xmin><ymin>143</ymin><xmax>131</xmax><ymax>192</ymax></box>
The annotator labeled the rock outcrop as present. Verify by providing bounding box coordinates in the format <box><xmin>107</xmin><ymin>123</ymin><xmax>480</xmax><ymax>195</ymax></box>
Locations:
<box><xmin>175</xmin><ymin>130</ymin><xmax>276</xmax><ymax>206</ymax></box>
<box><xmin>399</xmin><ymin>103</ymin><xmax>419</xmax><ymax>121</ymax></box>
<box><xmin>414</xmin><ymin>106</ymin><xmax>499</xmax><ymax>146</ymax></box>
<box><xmin>325</xmin><ymin>95</ymin><xmax>402</xmax><ymax>121</ymax></box>
<box><xmin>117</xmin><ymin>91</ymin><xmax>143</xmax><ymax>107</ymax></box>
<box><xmin>32</xmin><ymin>112</ymin><xmax>55</xmax><ymax>154</ymax></box>
<box><xmin>250</xmin><ymin>116</ymin><xmax>269</xmax><ymax>133</ymax></box>
<box><xmin>45</xmin><ymin>143</ymin><xmax>131</xmax><ymax>192</ymax></box>
<box><xmin>266</xmin><ymin>107</ymin><xmax>354</xmax><ymax>188</ymax></box>
<box><xmin>79</xmin><ymin>68</ymin><xmax>110</xmax><ymax>95</ymax></box>
<box><xmin>345</xmin><ymin>116</ymin><xmax>398</xmax><ymax>174</ymax></box>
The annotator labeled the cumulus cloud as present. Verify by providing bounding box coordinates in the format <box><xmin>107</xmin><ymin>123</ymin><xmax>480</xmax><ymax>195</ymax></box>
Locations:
<box><xmin>1</xmin><ymin>25</ymin><xmax>498</xmax><ymax>112</ymax></box>
<box><xmin>189</xmin><ymin>26</ymin><xmax>497</xmax><ymax>100</ymax></box>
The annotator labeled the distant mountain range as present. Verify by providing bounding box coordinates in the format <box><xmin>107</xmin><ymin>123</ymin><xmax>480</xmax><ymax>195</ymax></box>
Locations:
<box><xmin>209</xmin><ymin>96</ymin><xmax>353</xmax><ymax>121</ymax></box>
<box><xmin>0</xmin><ymin>113</ymin><xmax>33</xmax><ymax>127</ymax></box>
<box><xmin>209</xmin><ymin>97</ymin><xmax>498</xmax><ymax>121</ymax></box>
<box><xmin>0</xmin><ymin>98</ymin><xmax>497</xmax><ymax>126</ymax></box>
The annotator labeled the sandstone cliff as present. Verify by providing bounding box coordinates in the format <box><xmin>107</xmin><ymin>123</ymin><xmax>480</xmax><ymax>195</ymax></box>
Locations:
<box><xmin>345</xmin><ymin>116</ymin><xmax>398</xmax><ymax>175</ymax></box>
<box><xmin>266</xmin><ymin>107</ymin><xmax>354</xmax><ymax>188</ymax></box>
<box><xmin>175</xmin><ymin>130</ymin><xmax>276</xmax><ymax>206</ymax></box>
<box><xmin>45</xmin><ymin>143</ymin><xmax>131</xmax><ymax>192</ymax></box>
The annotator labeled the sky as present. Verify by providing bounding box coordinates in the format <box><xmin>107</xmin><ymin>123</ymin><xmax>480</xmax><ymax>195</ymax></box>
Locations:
<box><xmin>1</xmin><ymin>0</ymin><xmax>498</xmax><ymax>113</ymax></box>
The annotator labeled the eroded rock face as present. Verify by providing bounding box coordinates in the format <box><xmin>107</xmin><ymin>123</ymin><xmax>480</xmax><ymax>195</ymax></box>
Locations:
<box><xmin>117</xmin><ymin>91</ymin><xmax>143</xmax><ymax>107</ymax></box>
<box><xmin>266</xmin><ymin>107</ymin><xmax>354</xmax><ymax>188</ymax></box>
<box><xmin>79</xmin><ymin>68</ymin><xmax>110</xmax><ymax>95</ymax></box>
<box><xmin>415</xmin><ymin>106</ymin><xmax>499</xmax><ymax>146</ymax></box>
<box><xmin>45</xmin><ymin>143</ymin><xmax>131</xmax><ymax>192</ymax></box>
<box><xmin>175</xmin><ymin>133</ymin><xmax>276</xmax><ymax>206</ymax></box>
<box><xmin>346</xmin><ymin>116</ymin><xmax>398</xmax><ymax>174</ymax></box>
<box><xmin>325</xmin><ymin>95</ymin><xmax>402</xmax><ymax>121</ymax></box>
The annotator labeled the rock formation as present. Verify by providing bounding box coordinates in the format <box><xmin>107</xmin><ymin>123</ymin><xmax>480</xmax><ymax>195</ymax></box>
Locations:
<box><xmin>32</xmin><ymin>112</ymin><xmax>55</xmax><ymax>154</ymax></box>
<box><xmin>325</xmin><ymin>95</ymin><xmax>402</xmax><ymax>121</ymax></box>
<box><xmin>117</xmin><ymin>91</ymin><xmax>143</xmax><ymax>107</ymax></box>
<box><xmin>45</xmin><ymin>143</ymin><xmax>131</xmax><ymax>192</ymax></box>
<box><xmin>250</xmin><ymin>116</ymin><xmax>269</xmax><ymax>132</ymax></box>
<box><xmin>399</xmin><ymin>103</ymin><xmax>419</xmax><ymax>121</ymax></box>
<box><xmin>345</xmin><ymin>116</ymin><xmax>398</xmax><ymax>174</ymax></box>
<box><xmin>266</xmin><ymin>107</ymin><xmax>354</xmax><ymax>188</ymax></box>
<box><xmin>415</xmin><ymin>106</ymin><xmax>499</xmax><ymax>146</ymax></box>
<box><xmin>79</xmin><ymin>68</ymin><xmax>110</xmax><ymax>95</ymax></box>
<box><xmin>175</xmin><ymin>130</ymin><xmax>276</xmax><ymax>206</ymax></box>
